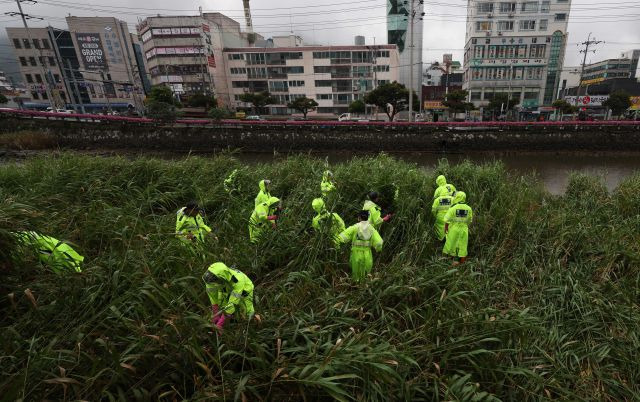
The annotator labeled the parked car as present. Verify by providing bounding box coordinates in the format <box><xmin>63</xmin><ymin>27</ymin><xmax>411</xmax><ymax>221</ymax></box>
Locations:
<box><xmin>245</xmin><ymin>115</ymin><xmax>264</xmax><ymax>121</ymax></box>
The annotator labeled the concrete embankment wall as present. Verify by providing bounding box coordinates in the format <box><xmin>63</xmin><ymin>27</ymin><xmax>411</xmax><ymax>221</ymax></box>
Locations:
<box><xmin>1</xmin><ymin>117</ymin><xmax>640</xmax><ymax>152</ymax></box>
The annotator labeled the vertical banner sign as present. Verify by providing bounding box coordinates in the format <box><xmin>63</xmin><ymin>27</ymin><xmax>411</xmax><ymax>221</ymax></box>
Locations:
<box><xmin>75</xmin><ymin>33</ymin><xmax>108</xmax><ymax>70</ymax></box>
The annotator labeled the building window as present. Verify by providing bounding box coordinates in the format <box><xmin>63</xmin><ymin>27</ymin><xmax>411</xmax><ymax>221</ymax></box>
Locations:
<box><xmin>33</xmin><ymin>39</ymin><xmax>40</xmax><ymax>49</ymax></box>
<box><xmin>473</xmin><ymin>45</ymin><xmax>485</xmax><ymax>58</ymax></box>
<box><xmin>476</xmin><ymin>21</ymin><xmax>492</xmax><ymax>31</ymax></box>
<box><xmin>529</xmin><ymin>44</ymin><xmax>546</xmax><ymax>58</ymax></box>
<box><xmin>228</xmin><ymin>53</ymin><xmax>245</xmax><ymax>60</ymax></box>
<box><xmin>375</xmin><ymin>50</ymin><xmax>390</xmax><ymax>58</ymax></box>
<box><xmin>524</xmin><ymin>91</ymin><xmax>539</xmax><ymax>99</ymax></box>
<box><xmin>288</xmin><ymin>80</ymin><xmax>305</xmax><ymax>87</ymax></box>
<box><xmin>35</xmin><ymin>74</ymin><xmax>42</xmax><ymax>83</ymax></box>
<box><xmin>521</xmin><ymin>2</ymin><xmax>538</xmax><ymax>12</ymax></box>
<box><xmin>22</xmin><ymin>38</ymin><xmax>31</xmax><ymax>49</ymax></box>
<box><xmin>377</xmin><ymin>80</ymin><xmax>389</xmax><ymax>85</ymax></box>
<box><xmin>374</xmin><ymin>65</ymin><xmax>390</xmax><ymax>72</ymax></box>
<box><xmin>42</xmin><ymin>38</ymin><xmax>50</xmax><ymax>49</ymax></box>
<box><xmin>499</xmin><ymin>2</ymin><xmax>516</xmax><ymax>12</ymax></box>
<box><xmin>13</xmin><ymin>38</ymin><xmax>21</xmax><ymax>49</ymax></box>
<box><xmin>541</xmin><ymin>1</ymin><xmax>550</xmax><ymax>12</ymax></box>
<box><xmin>497</xmin><ymin>21</ymin><xmax>514</xmax><ymax>31</ymax></box>
<box><xmin>48</xmin><ymin>56</ymin><xmax>56</xmax><ymax>66</ymax></box>
<box><xmin>53</xmin><ymin>74</ymin><xmax>61</xmax><ymax>83</ymax></box>
<box><xmin>470</xmin><ymin>91</ymin><xmax>482</xmax><ymax>100</ymax></box>
<box><xmin>514</xmin><ymin>67</ymin><xmax>524</xmax><ymax>79</ymax></box>
<box><xmin>517</xmin><ymin>45</ymin><xmax>527</xmax><ymax>57</ymax></box>
<box><xmin>25</xmin><ymin>74</ymin><xmax>33</xmax><ymax>83</ymax></box>
<box><xmin>477</xmin><ymin>2</ymin><xmax>494</xmax><ymax>13</ymax></box>
<box><xmin>230</xmin><ymin>67</ymin><xmax>246</xmax><ymax>74</ymax></box>
<box><xmin>539</xmin><ymin>19</ymin><xmax>548</xmax><ymax>30</ymax></box>
<box><xmin>19</xmin><ymin>57</ymin><xmax>27</xmax><ymax>66</ymax></box>
<box><xmin>42</xmin><ymin>92</ymin><xmax>48</xmax><ymax>100</ymax></box>
<box><xmin>554</xmin><ymin>13</ymin><xmax>567</xmax><ymax>21</ymax></box>
<box><xmin>31</xmin><ymin>91</ymin><xmax>39</xmax><ymax>99</ymax></box>
<box><xmin>29</xmin><ymin>57</ymin><xmax>37</xmax><ymax>66</ymax></box>
<box><xmin>519</xmin><ymin>20</ymin><xmax>536</xmax><ymax>30</ymax></box>
<box><xmin>288</xmin><ymin>66</ymin><xmax>304</xmax><ymax>74</ymax></box>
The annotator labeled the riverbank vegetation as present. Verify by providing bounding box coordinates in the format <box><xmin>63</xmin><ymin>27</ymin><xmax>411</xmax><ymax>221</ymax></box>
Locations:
<box><xmin>1</xmin><ymin>154</ymin><xmax>639</xmax><ymax>400</ymax></box>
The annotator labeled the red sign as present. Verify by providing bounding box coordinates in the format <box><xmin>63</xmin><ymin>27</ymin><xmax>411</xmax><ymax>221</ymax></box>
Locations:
<box><xmin>207</xmin><ymin>55</ymin><xmax>216</xmax><ymax>67</ymax></box>
<box><xmin>202</xmin><ymin>24</ymin><xmax>210</xmax><ymax>33</ymax></box>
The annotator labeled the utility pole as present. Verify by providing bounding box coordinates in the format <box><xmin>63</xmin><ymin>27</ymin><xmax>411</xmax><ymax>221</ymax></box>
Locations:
<box><xmin>100</xmin><ymin>70</ymin><xmax>112</xmax><ymax>113</ymax></box>
<box><xmin>575</xmin><ymin>32</ymin><xmax>603</xmax><ymax>106</ymax></box>
<box><xmin>8</xmin><ymin>0</ymin><xmax>57</xmax><ymax>108</ymax></box>
<box><xmin>65</xmin><ymin>58</ymin><xmax>85</xmax><ymax>113</ymax></box>
<box><xmin>408</xmin><ymin>0</ymin><xmax>414</xmax><ymax>122</ymax></box>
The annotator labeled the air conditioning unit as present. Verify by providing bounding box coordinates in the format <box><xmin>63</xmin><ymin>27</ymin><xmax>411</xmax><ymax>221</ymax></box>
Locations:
<box><xmin>508</xmin><ymin>13</ymin><xmax>514</xmax><ymax>18</ymax></box>
<box><xmin>498</xmin><ymin>31</ymin><xmax>503</xmax><ymax>36</ymax></box>
<box><xmin>485</xmin><ymin>31</ymin><xmax>492</xmax><ymax>36</ymax></box>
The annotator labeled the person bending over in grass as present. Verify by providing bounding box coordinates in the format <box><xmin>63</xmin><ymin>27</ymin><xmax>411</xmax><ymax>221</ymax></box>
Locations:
<box><xmin>311</xmin><ymin>197</ymin><xmax>345</xmax><ymax>246</ymax></box>
<box><xmin>17</xmin><ymin>231</ymin><xmax>84</xmax><ymax>273</ymax></box>
<box><xmin>338</xmin><ymin>210</ymin><xmax>383</xmax><ymax>281</ymax></box>
<box><xmin>202</xmin><ymin>262</ymin><xmax>259</xmax><ymax>331</ymax></box>
<box><xmin>362</xmin><ymin>191</ymin><xmax>392</xmax><ymax>230</ymax></box>
<box><xmin>175</xmin><ymin>202</ymin><xmax>212</xmax><ymax>245</ymax></box>
<box><xmin>443</xmin><ymin>192</ymin><xmax>473</xmax><ymax>265</ymax></box>
<box><xmin>249</xmin><ymin>196</ymin><xmax>281</xmax><ymax>243</ymax></box>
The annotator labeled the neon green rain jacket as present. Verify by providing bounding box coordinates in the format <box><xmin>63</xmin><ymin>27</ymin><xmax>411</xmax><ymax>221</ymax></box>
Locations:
<box><xmin>203</xmin><ymin>262</ymin><xmax>255</xmax><ymax>316</ymax></box>
<box><xmin>18</xmin><ymin>231</ymin><xmax>83</xmax><ymax>273</ymax></box>
<box><xmin>363</xmin><ymin>200</ymin><xmax>383</xmax><ymax>229</ymax></box>
<box><xmin>443</xmin><ymin>192</ymin><xmax>473</xmax><ymax>258</ymax></box>
<box><xmin>432</xmin><ymin>194</ymin><xmax>454</xmax><ymax>241</ymax></box>
<box><xmin>338</xmin><ymin>221</ymin><xmax>383</xmax><ymax>281</ymax></box>
<box><xmin>255</xmin><ymin>180</ymin><xmax>271</xmax><ymax>207</ymax></box>
<box><xmin>249</xmin><ymin>196</ymin><xmax>280</xmax><ymax>243</ymax></box>
<box><xmin>311</xmin><ymin>198</ymin><xmax>345</xmax><ymax>245</ymax></box>
<box><xmin>176</xmin><ymin>207</ymin><xmax>212</xmax><ymax>244</ymax></box>
<box><xmin>433</xmin><ymin>175</ymin><xmax>456</xmax><ymax>199</ymax></box>
<box><xmin>320</xmin><ymin>170</ymin><xmax>336</xmax><ymax>197</ymax></box>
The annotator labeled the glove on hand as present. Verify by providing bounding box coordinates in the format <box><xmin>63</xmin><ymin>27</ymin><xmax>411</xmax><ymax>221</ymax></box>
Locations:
<box><xmin>267</xmin><ymin>215</ymin><xmax>278</xmax><ymax>221</ymax></box>
<box><xmin>382</xmin><ymin>214</ymin><xmax>392</xmax><ymax>222</ymax></box>
<box><xmin>215</xmin><ymin>313</ymin><xmax>228</xmax><ymax>330</ymax></box>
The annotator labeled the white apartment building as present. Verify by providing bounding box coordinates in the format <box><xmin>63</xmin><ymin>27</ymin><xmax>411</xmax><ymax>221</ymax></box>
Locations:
<box><xmin>462</xmin><ymin>0</ymin><xmax>571</xmax><ymax>115</ymax></box>
<box><xmin>223</xmin><ymin>45</ymin><xmax>399</xmax><ymax>116</ymax></box>
<box><xmin>137</xmin><ymin>13</ymin><xmax>253</xmax><ymax>107</ymax></box>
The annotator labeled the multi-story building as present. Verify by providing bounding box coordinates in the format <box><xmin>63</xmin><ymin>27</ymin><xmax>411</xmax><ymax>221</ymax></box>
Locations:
<box><xmin>7</xmin><ymin>17</ymin><xmax>149</xmax><ymax>112</ymax></box>
<box><xmin>223</xmin><ymin>44</ymin><xmax>399</xmax><ymax>116</ymax></box>
<box><xmin>620</xmin><ymin>49</ymin><xmax>640</xmax><ymax>79</ymax></box>
<box><xmin>462</xmin><ymin>0</ymin><xmax>571</xmax><ymax>116</ymax></box>
<box><xmin>137</xmin><ymin>13</ymin><xmax>252</xmax><ymax>107</ymax></box>
<box><xmin>387</xmin><ymin>0</ymin><xmax>423</xmax><ymax>92</ymax></box>
<box><xmin>581</xmin><ymin>58</ymin><xmax>634</xmax><ymax>85</ymax></box>
<box><xmin>6</xmin><ymin>27</ymin><xmax>69</xmax><ymax>109</ymax></box>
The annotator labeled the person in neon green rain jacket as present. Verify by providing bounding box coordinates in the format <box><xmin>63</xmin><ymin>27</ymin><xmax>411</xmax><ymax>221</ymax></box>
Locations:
<box><xmin>320</xmin><ymin>170</ymin><xmax>336</xmax><ymax>197</ymax></box>
<box><xmin>431</xmin><ymin>193</ymin><xmax>454</xmax><ymax>241</ymax></box>
<box><xmin>255</xmin><ymin>179</ymin><xmax>272</xmax><ymax>207</ymax></box>
<box><xmin>443</xmin><ymin>192</ymin><xmax>473</xmax><ymax>264</ymax></box>
<box><xmin>338</xmin><ymin>210</ymin><xmax>383</xmax><ymax>281</ymax></box>
<box><xmin>17</xmin><ymin>231</ymin><xmax>84</xmax><ymax>273</ymax></box>
<box><xmin>362</xmin><ymin>191</ymin><xmax>392</xmax><ymax>230</ymax></box>
<box><xmin>249</xmin><ymin>196</ymin><xmax>281</xmax><ymax>243</ymax></box>
<box><xmin>202</xmin><ymin>262</ymin><xmax>256</xmax><ymax>331</ymax></box>
<box><xmin>176</xmin><ymin>202</ymin><xmax>212</xmax><ymax>244</ymax></box>
<box><xmin>311</xmin><ymin>197</ymin><xmax>345</xmax><ymax>246</ymax></box>
<box><xmin>433</xmin><ymin>175</ymin><xmax>456</xmax><ymax>200</ymax></box>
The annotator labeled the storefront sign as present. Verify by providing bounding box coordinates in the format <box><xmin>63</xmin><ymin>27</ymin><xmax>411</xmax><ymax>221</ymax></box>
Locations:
<box><xmin>629</xmin><ymin>96</ymin><xmax>640</xmax><ymax>110</ymax></box>
<box><xmin>75</xmin><ymin>33</ymin><xmax>108</xmax><ymax>70</ymax></box>
<box><xmin>580</xmin><ymin>77</ymin><xmax>605</xmax><ymax>85</ymax></box>
<box><xmin>423</xmin><ymin>101</ymin><xmax>445</xmax><ymax>110</ymax></box>
<box><xmin>563</xmin><ymin>95</ymin><xmax>609</xmax><ymax>106</ymax></box>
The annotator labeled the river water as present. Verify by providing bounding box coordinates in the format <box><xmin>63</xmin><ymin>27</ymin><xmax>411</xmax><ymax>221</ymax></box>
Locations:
<box><xmin>236</xmin><ymin>152</ymin><xmax>640</xmax><ymax>195</ymax></box>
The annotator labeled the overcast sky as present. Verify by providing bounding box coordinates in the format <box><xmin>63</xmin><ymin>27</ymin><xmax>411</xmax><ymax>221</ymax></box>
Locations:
<box><xmin>0</xmin><ymin>0</ymin><xmax>639</xmax><ymax>68</ymax></box>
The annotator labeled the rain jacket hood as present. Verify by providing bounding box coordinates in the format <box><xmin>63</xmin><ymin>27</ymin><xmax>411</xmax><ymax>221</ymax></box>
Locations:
<box><xmin>436</xmin><ymin>175</ymin><xmax>447</xmax><ymax>187</ymax></box>
<box><xmin>266</xmin><ymin>196</ymin><xmax>280</xmax><ymax>207</ymax></box>
<box><xmin>259</xmin><ymin>179</ymin><xmax>270</xmax><ymax>192</ymax></box>
<box><xmin>356</xmin><ymin>221</ymin><xmax>373</xmax><ymax>241</ymax></box>
<box><xmin>312</xmin><ymin>198</ymin><xmax>325</xmax><ymax>213</ymax></box>
<box><xmin>453</xmin><ymin>191</ymin><xmax>467</xmax><ymax>204</ymax></box>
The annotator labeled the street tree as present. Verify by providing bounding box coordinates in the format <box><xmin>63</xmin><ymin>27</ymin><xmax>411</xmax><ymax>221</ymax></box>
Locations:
<box><xmin>208</xmin><ymin>107</ymin><xmax>227</xmax><ymax>121</ymax></box>
<box><xmin>363</xmin><ymin>81</ymin><xmax>410</xmax><ymax>122</ymax></box>
<box><xmin>603</xmin><ymin>90</ymin><xmax>632</xmax><ymax>119</ymax></box>
<box><xmin>146</xmin><ymin>85</ymin><xmax>180</xmax><ymax>106</ymax></box>
<box><xmin>487</xmin><ymin>93</ymin><xmax>516</xmax><ymax>115</ymax></box>
<box><xmin>442</xmin><ymin>89</ymin><xmax>474</xmax><ymax>114</ymax></box>
<box><xmin>287</xmin><ymin>96</ymin><xmax>318</xmax><ymax>118</ymax></box>
<box><xmin>187</xmin><ymin>92</ymin><xmax>217</xmax><ymax>110</ymax></box>
<box><xmin>348</xmin><ymin>99</ymin><xmax>366</xmax><ymax>115</ymax></box>
<box><xmin>552</xmin><ymin>99</ymin><xmax>577</xmax><ymax>119</ymax></box>
<box><xmin>239</xmin><ymin>91</ymin><xmax>274</xmax><ymax>115</ymax></box>
<box><xmin>145</xmin><ymin>100</ymin><xmax>180</xmax><ymax>123</ymax></box>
